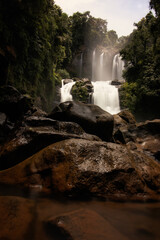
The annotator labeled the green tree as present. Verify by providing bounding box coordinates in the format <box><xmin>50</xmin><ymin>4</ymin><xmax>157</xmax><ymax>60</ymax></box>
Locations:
<box><xmin>120</xmin><ymin>11</ymin><xmax>160</xmax><ymax>120</ymax></box>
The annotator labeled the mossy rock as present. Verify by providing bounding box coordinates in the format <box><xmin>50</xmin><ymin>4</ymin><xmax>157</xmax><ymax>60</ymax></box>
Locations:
<box><xmin>71</xmin><ymin>80</ymin><xmax>92</xmax><ymax>103</ymax></box>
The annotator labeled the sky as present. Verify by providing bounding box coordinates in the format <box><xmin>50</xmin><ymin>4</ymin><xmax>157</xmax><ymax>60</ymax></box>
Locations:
<box><xmin>54</xmin><ymin>0</ymin><xmax>150</xmax><ymax>37</ymax></box>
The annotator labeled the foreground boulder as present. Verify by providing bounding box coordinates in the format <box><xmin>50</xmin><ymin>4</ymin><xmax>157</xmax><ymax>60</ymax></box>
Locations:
<box><xmin>45</xmin><ymin>209</ymin><xmax>128</xmax><ymax>240</ymax></box>
<box><xmin>48</xmin><ymin>101</ymin><xmax>114</xmax><ymax>141</ymax></box>
<box><xmin>0</xmin><ymin>116</ymin><xmax>99</xmax><ymax>170</ymax></box>
<box><xmin>0</xmin><ymin>139</ymin><xmax>160</xmax><ymax>201</ymax></box>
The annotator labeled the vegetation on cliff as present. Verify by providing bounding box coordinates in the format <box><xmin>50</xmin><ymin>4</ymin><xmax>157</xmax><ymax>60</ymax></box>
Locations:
<box><xmin>120</xmin><ymin>0</ymin><xmax>160</xmax><ymax>120</ymax></box>
<box><xmin>0</xmin><ymin>0</ymin><xmax>120</xmax><ymax>111</ymax></box>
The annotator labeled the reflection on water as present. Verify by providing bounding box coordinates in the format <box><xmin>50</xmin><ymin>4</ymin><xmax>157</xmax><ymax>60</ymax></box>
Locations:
<box><xmin>0</xmin><ymin>184</ymin><xmax>160</xmax><ymax>240</ymax></box>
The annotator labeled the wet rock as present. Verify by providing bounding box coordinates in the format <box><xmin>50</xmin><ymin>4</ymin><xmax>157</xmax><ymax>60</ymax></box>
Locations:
<box><xmin>113</xmin><ymin>111</ymin><xmax>137</xmax><ymax>144</ymax></box>
<box><xmin>133</xmin><ymin>120</ymin><xmax>160</xmax><ymax>161</ymax></box>
<box><xmin>45</xmin><ymin>209</ymin><xmax>128</xmax><ymax>240</ymax></box>
<box><xmin>0</xmin><ymin>112</ymin><xmax>7</xmax><ymax>125</ymax></box>
<box><xmin>0</xmin><ymin>117</ymin><xmax>100</xmax><ymax>170</ymax></box>
<box><xmin>137</xmin><ymin>119</ymin><xmax>160</xmax><ymax>136</ymax></box>
<box><xmin>48</xmin><ymin>101</ymin><xmax>114</xmax><ymax>141</ymax></box>
<box><xmin>0</xmin><ymin>139</ymin><xmax>160</xmax><ymax>201</ymax></box>
<box><xmin>0</xmin><ymin>85</ymin><xmax>33</xmax><ymax>121</ymax></box>
<box><xmin>111</xmin><ymin>80</ymin><xmax>122</xmax><ymax>86</ymax></box>
<box><xmin>118</xmin><ymin>110</ymin><xmax>136</xmax><ymax>125</ymax></box>
<box><xmin>0</xmin><ymin>112</ymin><xmax>15</xmax><ymax>144</ymax></box>
<box><xmin>0</xmin><ymin>196</ymin><xmax>34</xmax><ymax>240</ymax></box>
<box><xmin>63</xmin><ymin>79</ymin><xmax>74</xmax><ymax>85</ymax></box>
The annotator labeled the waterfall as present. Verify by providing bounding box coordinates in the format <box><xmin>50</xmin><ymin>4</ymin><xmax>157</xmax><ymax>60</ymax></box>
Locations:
<box><xmin>92</xmin><ymin>50</ymin><xmax>96</xmax><ymax>81</ymax></box>
<box><xmin>112</xmin><ymin>54</ymin><xmax>124</xmax><ymax>80</ymax></box>
<box><xmin>60</xmin><ymin>80</ymin><xmax>75</xmax><ymax>102</ymax></box>
<box><xmin>79</xmin><ymin>53</ymin><xmax>83</xmax><ymax>78</ymax></box>
<box><xmin>92</xmin><ymin>81</ymin><xmax>120</xmax><ymax>114</ymax></box>
<box><xmin>99</xmin><ymin>53</ymin><xmax>104</xmax><ymax>81</ymax></box>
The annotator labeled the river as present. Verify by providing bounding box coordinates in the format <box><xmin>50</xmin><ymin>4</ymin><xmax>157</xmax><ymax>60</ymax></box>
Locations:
<box><xmin>0</xmin><ymin>184</ymin><xmax>160</xmax><ymax>240</ymax></box>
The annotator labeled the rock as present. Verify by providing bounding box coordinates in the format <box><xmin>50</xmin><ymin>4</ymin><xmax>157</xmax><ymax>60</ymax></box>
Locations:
<box><xmin>0</xmin><ymin>117</ymin><xmax>100</xmax><ymax>170</ymax></box>
<box><xmin>118</xmin><ymin>110</ymin><xmax>136</xmax><ymax>125</ymax></box>
<box><xmin>111</xmin><ymin>80</ymin><xmax>122</xmax><ymax>86</ymax></box>
<box><xmin>45</xmin><ymin>209</ymin><xmax>128</xmax><ymax>240</ymax></box>
<box><xmin>0</xmin><ymin>112</ymin><xmax>7</xmax><ymax>125</ymax></box>
<box><xmin>48</xmin><ymin>101</ymin><xmax>114</xmax><ymax>141</ymax></box>
<box><xmin>0</xmin><ymin>196</ymin><xmax>34</xmax><ymax>240</ymax></box>
<box><xmin>0</xmin><ymin>139</ymin><xmax>160</xmax><ymax>201</ymax></box>
<box><xmin>137</xmin><ymin>119</ymin><xmax>160</xmax><ymax>136</ymax></box>
<box><xmin>71</xmin><ymin>80</ymin><xmax>93</xmax><ymax>103</ymax></box>
<box><xmin>63</xmin><ymin>79</ymin><xmax>74</xmax><ymax>85</ymax></box>
<box><xmin>113</xmin><ymin>111</ymin><xmax>137</xmax><ymax>144</ymax></box>
<box><xmin>135</xmin><ymin>120</ymin><xmax>160</xmax><ymax>161</ymax></box>
<box><xmin>0</xmin><ymin>85</ymin><xmax>33</xmax><ymax>121</ymax></box>
<box><xmin>0</xmin><ymin>112</ymin><xmax>15</xmax><ymax>144</ymax></box>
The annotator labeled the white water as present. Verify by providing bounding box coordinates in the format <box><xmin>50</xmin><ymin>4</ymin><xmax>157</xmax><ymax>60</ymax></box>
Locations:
<box><xmin>92</xmin><ymin>81</ymin><xmax>120</xmax><ymax>114</ymax></box>
<box><xmin>92</xmin><ymin>50</ymin><xmax>96</xmax><ymax>81</ymax></box>
<box><xmin>112</xmin><ymin>54</ymin><xmax>124</xmax><ymax>80</ymax></box>
<box><xmin>99</xmin><ymin>53</ymin><xmax>104</xmax><ymax>81</ymax></box>
<box><xmin>60</xmin><ymin>80</ymin><xmax>75</xmax><ymax>102</ymax></box>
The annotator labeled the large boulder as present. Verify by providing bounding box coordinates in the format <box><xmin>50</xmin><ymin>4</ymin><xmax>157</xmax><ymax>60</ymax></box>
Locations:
<box><xmin>0</xmin><ymin>116</ymin><xmax>100</xmax><ymax>170</ymax></box>
<box><xmin>48</xmin><ymin>101</ymin><xmax>114</xmax><ymax>141</ymax></box>
<box><xmin>0</xmin><ymin>139</ymin><xmax>160</xmax><ymax>201</ymax></box>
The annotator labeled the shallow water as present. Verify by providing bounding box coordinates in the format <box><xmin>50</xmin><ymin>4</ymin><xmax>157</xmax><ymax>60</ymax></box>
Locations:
<box><xmin>0</xmin><ymin>185</ymin><xmax>160</xmax><ymax>240</ymax></box>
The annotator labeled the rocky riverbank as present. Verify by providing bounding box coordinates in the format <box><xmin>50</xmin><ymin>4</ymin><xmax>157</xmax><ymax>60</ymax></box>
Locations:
<box><xmin>0</xmin><ymin>85</ymin><xmax>160</xmax><ymax>201</ymax></box>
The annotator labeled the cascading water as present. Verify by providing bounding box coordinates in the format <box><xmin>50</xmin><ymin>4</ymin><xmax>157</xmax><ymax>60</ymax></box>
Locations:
<box><xmin>60</xmin><ymin>51</ymin><xmax>122</xmax><ymax>115</ymax></box>
<box><xmin>92</xmin><ymin>50</ymin><xmax>96</xmax><ymax>81</ymax></box>
<box><xmin>92</xmin><ymin>81</ymin><xmax>120</xmax><ymax>114</ymax></box>
<box><xmin>91</xmin><ymin>50</ymin><xmax>121</xmax><ymax>114</ymax></box>
<box><xmin>60</xmin><ymin>80</ymin><xmax>75</xmax><ymax>102</ymax></box>
<box><xmin>99</xmin><ymin>53</ymin><xmax>104</xmax><ymax>81</ymax></box>
<box><xmin>112</xmin><ymin>53</ymin><xmax>124</xmax><ymax>80</ymax></box>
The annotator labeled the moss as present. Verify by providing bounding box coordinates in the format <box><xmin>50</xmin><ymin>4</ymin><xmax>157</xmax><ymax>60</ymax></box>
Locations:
<box><xmin>71</xmin><ymin>81</ymin><xmax>89</xmax><ymax>103</ymax></box>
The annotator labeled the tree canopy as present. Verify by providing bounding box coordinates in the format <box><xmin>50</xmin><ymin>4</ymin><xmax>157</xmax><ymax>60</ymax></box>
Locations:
<box><xmin>120</xmin><ymin>1</ymin><xmax>160</xmax><ymax>120</ymax></box>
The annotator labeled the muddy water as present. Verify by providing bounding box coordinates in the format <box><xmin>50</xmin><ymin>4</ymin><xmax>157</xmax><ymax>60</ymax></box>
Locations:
<box><xmin>0</xmin><ymin>185</ymin><xmax>160</xmax><ymax>240</ymax></box>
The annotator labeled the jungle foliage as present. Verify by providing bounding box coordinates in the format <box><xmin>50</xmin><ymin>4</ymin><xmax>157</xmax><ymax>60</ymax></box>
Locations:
<box><xmin>0</xmin><ymin>0</ymin><xmax>119</xmax><ymax>110</ymax></box>
<box><xmin>120</xmin><ymin>0</ymin><xmax>160</xmax><ymax>120</ymax></box>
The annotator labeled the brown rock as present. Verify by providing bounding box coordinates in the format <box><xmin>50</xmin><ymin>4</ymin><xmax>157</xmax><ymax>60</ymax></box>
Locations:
<box><xmin>0</xmin><ymin>117</ymin><xmax>100</xmax><ymax>170</ymax></box>
<box><xmin>0</xmin><ymin>139</ymin><xmax>160</xmax><ymax>200</ymax></box>
<box><xmin>45</xmin><ymin>209</ymin><xmax>128</xmax><ymax>240</ymax></box>
<box><xmin>118</xmin><ymin>110</ymin><xmax>136</xmax><ymax>125</ymax></box>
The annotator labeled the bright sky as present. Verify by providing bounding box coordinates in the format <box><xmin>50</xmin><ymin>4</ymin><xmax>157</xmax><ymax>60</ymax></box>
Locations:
<box><xmin>54</xmin><ymin>0</ymin><xmax>150</xmax><ymax>37</ymax></box>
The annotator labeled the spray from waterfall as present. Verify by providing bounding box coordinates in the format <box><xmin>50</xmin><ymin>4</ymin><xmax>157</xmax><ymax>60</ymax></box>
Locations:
<box><xmin>60</xmin><ymin>80</ymin><xmax>75</xmax><ymax>102</ymax></box>
<box><xmin>79</xmin><ymin>53</ymin><xmax>83</xmax><ymax>78</ymax></box>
